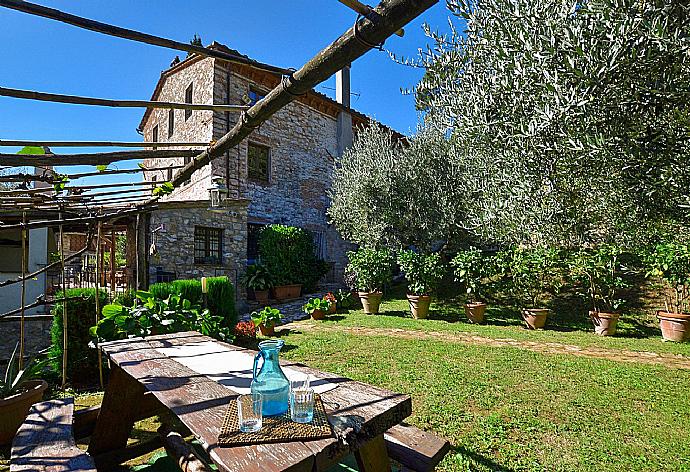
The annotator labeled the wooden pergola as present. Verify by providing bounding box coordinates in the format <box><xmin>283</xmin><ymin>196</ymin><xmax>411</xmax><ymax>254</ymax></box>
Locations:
<box><xmin>0</xmin><ymin>0</ymin><xmax>437</xmax><ymax>393</ymax></box>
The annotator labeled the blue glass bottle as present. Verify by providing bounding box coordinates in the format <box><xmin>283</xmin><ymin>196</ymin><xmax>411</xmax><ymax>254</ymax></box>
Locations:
<box><xmin>250</xmin><ymin>339</ymin><xmax>289</xmax><ymax>416</ymax></box>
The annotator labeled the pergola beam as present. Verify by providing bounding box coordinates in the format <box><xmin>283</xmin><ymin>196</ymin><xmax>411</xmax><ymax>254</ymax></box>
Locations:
<box><xmin>0</xmin><ymin>86</ymin><xmax>248</xmax><ymax>112</ymax></box>
<box><xmin>0</xmin><ymin>206</ymin><xmax>155</xmax><ymax>230</ymax></box>
<box><xmin>0</xmin><ymin>0</ymin><xmax>291</xmax><ymax>75</ymax></box>
<box><xmin>0</xmin><ymin>149</ymin><xmax>196</xmax><ymax>167</ymax></box>
<box><xmin>0</xmin><ymin>139</ymin><xmax>209</xmax><ymax>148</ymax></box>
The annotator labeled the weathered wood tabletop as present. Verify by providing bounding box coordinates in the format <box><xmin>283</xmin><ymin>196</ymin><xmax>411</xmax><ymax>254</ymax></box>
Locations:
<box><xmin>88</xmin><ymin>331</ymin><xmax>411</xmax><ymax>472</ymax></box>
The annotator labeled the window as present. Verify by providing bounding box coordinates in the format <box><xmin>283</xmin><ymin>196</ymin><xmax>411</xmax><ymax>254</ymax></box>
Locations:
<box><xmin>185</xmin><ymin>83</ymin><xmax>193</xmax><ymax>120</ymax></box>
<box><xmin>248</xmin><ymin>87</ymin><xmax>265</xmax><ymax>106</ymax></box>
<box><xmin>168</xmin><ymin>109</ymin><xmax>175</xmax><ymax>138</ymax></box>
<box><xmin>247</xmin><ymin>143</ymin><xmax>270</xmax><ymax>183</ymax></box>
<box><xmin>247</xmin><ymin>223</ymin><xmax>265</xmax><ymax>262</ymax></box>
<box><xmin>152</xmin><ymin>125</ymin><xmax>159</xmax><ymax>143</ymax></box>
<box><xmin>194</xmin><ymin>226</ymin><xmax>223</xmax><ymax>265</ymax></box>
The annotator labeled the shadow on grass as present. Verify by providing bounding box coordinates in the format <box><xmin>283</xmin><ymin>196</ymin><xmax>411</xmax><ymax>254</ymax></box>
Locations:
<box><xmin>452</xmin><ymin>446</ymin><xmax>516</xmax><ymax>472</ymax></box>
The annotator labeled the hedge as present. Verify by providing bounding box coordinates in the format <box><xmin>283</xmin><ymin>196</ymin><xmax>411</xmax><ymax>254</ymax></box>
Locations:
<box><xmin>148</xmin><ymin>276</ymin><xmax>236</xmax><ymax>327</ymax></box>
<box><xmin>50</xmin><ymin>288</ymin><xmax>108</xmax><ymax>383</ymax></box>
<box><xmin>258</xmin><ymin>224</ymin><xmax>328</xmax><ymax>292</ymax></box>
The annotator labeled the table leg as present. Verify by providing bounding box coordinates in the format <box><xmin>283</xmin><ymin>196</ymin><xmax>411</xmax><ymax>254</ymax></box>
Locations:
<box><xmin>354</xmin><ymin>434</ymin><xmax>392</xmax><ymax>472</ymax></box>
<box><xmin>88</xmin><ymin>364</ymin><xmax>146</xmax><ymax>456</ymax></box>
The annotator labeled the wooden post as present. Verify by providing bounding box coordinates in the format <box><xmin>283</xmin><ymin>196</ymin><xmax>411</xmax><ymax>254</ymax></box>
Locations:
<box><xmin>19</xmin><ymin>211</ymin><xmax>27</xmax><ymax>369</ymax></box>
<box><xmin>95</xmin><ymin>221</ymin><xmax>104</xmax><ymax>389</ymax></box>
<box><xmin>110</xmin><ymin>229</ymin><xmax>116</xmax><ymax>293</ymax></box>
<box><xmin>59</xmin><ymin>212</ymin><xmax>68</xmax><ymax>390</ymax></box>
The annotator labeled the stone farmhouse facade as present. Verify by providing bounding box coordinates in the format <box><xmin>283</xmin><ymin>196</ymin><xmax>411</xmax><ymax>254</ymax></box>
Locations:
<box><xmin>139</xmin><ymin>42</ymin><xmax>389</xmax><ymax>298</ymax></box>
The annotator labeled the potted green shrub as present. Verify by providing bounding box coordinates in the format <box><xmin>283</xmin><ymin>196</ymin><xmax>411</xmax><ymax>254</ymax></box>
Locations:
<box><xmin>568</xmin><ymin>245</ymin><xmax>629</xmax><ymax>336</ymax></box>
<box><xmin>242</xmin><ymin>263</ymin><xmax>273</xmax><ymax>304</ymax></box>
<box><xmin>303</xmin><ymin>297</ymin><xmax>331</xmax><ymax>320</ymax></box>
<box><xmin>251</xmin><ymin>306</ymin><xmax>283</xmax><ymax>336</ymax></box>
<box><xmin>498</xmin><ymin>247</ymin><xmax>562</xmax><ymax>329</ymax></box>
<box><xmin>0</xmin><ymin>344</ymin><xmax>48</xmax><ymax>446</ymax></box>
<box><xmin>397</xmin><ymin>250</ymin><xmax>445</xmax><ymax>319</ymax></box>
<box><xmin>335</xmin><ymin>289</ymin><xmax>355</xmax><ymax>310</ymax></box>
<box><xmin>452</xmin><ymin>247</ymin><xmax>491</xmax><ymax>324</ymax></box>
<box><xmin>644</xmin><ymin>242</ymin><xmax>690</xmax><ymax>342</ymax></box>
<box><xmin>346</xmin><ymin>248</ymin><xmax>394</xmax><ymax>314</ymax></box>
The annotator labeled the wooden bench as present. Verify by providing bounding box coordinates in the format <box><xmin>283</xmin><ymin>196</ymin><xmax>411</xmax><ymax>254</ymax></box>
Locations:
<box><xmin>11</xmin><ymin>398</ymin><xmax>96</xmax><ymax>472</ymax></box>
<box><xmin>384</xmin><ymin>423</ymin><xmax>450</xmax><ymax>472</ymax></box>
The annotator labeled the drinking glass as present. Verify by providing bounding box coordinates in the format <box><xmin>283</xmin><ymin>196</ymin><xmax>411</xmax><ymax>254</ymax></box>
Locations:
<box><xmin>290</xmin><ymin>373</ymin><xmax>310</xmax><ymax>395</ymax></box>
<box><xmin>290</xmin><ymin>387</ymin><xmax>315</xmax><ymax>424</ymax></box>
<box><xmin>237</xmin><ymin>393</ymin><xmax>262</xmax><ymax>433</ymax></box>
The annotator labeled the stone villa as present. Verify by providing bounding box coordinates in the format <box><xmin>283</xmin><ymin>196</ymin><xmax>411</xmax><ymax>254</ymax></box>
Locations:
<box><xmin>139</xmin><ymin>42</ymin><xmax>394</xmax><ymax>296</ymax></box>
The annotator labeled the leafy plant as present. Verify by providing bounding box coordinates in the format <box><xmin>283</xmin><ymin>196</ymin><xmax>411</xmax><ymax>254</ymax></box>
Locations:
<box><xmin>335</xmin><ymin>289</ymin><xmax>355</xmax><ymax>309</ymax></box>
<box><xmin>397</xmin><ymin>250</ymin><xmax>445</xmax><ymax>296</ymax></box>
<box><xmin>250</xmin><ymin>306</ymin><xmax>283</xmax><ymax>328</ymax></box>
<box><xmin>451</xmin><ymin>247</ymin><xmax>491</xmax><ymax>303</ymax></box>
<box><xmin>1</xmin><ymin>343</ymin><xmax>48</xmax><ymax>398</ymax></box>
<box><xmin>96</xmin><ymin>165</ymin><xmax>108</xmax><ymax>172</ymax></box>
<box><xmin>303</xmin><ymin>297</ymin><xmax>331</xmax><ymax>315</ymax></box>
<box><xmin>568</xmin><ymin>245</ymin><xmax>630</xmax><ymax>313</ymax></box>
<box><xmin>91</xmin><ymin>290</ymin><xmax>233</xmax><ymax>342</ymax></box>
<box><xmin>643</xmin><ymin>243</ymin><xmax>690</xmax><ymax>314</ymax></box>
<box><xmin>323</xmin><ymin>292</ymin><xmax>337</xmax><ymax>307</ymax></box>
<box><xmin>152</xmin><ymin>181</ymin><xmax>175</xmax><ymax>196</ymax></box>
<box><xmin>242</xmin><ymin>263</ymin><xmax>274</xmax><ymax>291</ymax></box>
<box><xmin>346</xmin><ymin>248</ymin><xmax>394</xmax><ymax>293</ymax></box>
<box><xmin>497</xmin><ymin>247</ymin><xmax>563</xmax><ymax>309</ymax></box>
<box><xmin>234</xmin><ymin>320</ymin><xmax>256</xmax><ymax>339</ymax></box>
<box><xmin>149</xmin><ymin>277</ymin><xmax>236</xmax><ymax>327</ymax></box>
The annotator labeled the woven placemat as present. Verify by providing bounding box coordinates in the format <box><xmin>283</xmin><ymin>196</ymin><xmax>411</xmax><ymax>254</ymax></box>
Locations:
<box><xmin>218</xmin><ymin>394</ymin><xmax>334</xmax><ymax>446</ymax></box>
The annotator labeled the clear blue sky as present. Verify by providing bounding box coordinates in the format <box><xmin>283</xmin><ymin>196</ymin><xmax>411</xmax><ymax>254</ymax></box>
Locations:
<box><xmin>0</xmin><ymin>1</ymin><xmax>451</xmax><ymax>186</ymax></box>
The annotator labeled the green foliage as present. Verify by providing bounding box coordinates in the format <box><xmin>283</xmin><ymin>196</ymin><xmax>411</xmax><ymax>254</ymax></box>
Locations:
<box><xmin>250</xmin><ymin>306</ymin><xmax>283</xmax><ymax>328</ymax></box>
<box><xmin>258</xmin><ymin>224</ymin><xmax>327</xmax><ymax>291</ymax></box>
<box><xmin>496</xmin><ymin>247</ymin><xmax>563</xmax><ymax>309</ymax></box>
<box><xmin>1</xmin><ymin>343</ymin><xmax>48</xmax><ymax>398</ymax></box>
<box><xmin>52</xmin><ymin>174</ymin><xmax>69</xmax><ymax>193</ymax></box>
<box><xmin>643</xmin><ymin>243</ymin><xmax>690</xmax><ymax>313</ymax></box>
<box><xmin>112</xmin><ymin>289</ymin><xmax>136</xmax><ymax>307</ymax></box>
<box><xmin>152</xmin><ymin>181</ymin><xmax>174</xmax><ymax>196</ymax></box>
<box><xmin>303</xmin><ymin>297</ymin><xmax>331</xmax><ymax>314</ymax></box>
<box><xmin>451</xmin><ymin>247</ymin><xmax>493</xmax><ymax>303</ymax></box>
<box><xmin>95</xmin><ymin>165</ymin><xmax>108</xmax><ymax>172</ymax></box>
<box><xmin>149</xmin><ymin>277</ymin><xmax>236</xmax><ymax>327</ymax></box>
<box><xmin>17</xmin><ymin>146</ymin><xmax>45</xmax><ymax>155</ymax></box>
<box><xmin>50</xmin><ymin>288</ymin><xmax>109</xmax><ymax>382</ymax></box>
<box><xmin>397</xmin><ymin>250</ymin><xmax>445</xmax><ymax>296</ymax></box>
<box><xmin>334</xmin><ymin>289</ymin><xmax>355</xmax><ymax>309</ymax></box>
<box><xmin>241</xmin><ymin>263</ymin><xmax>273</xmax><ymax>291</ymax></box>
<box><xmin>346</xmin><ymin>248</ymin><xmax>394</xmax><ymax>292</ymax></box>
<box><xmin>91</xmin><ymin>290</ymin><xmax>232</xmax><ymax>342</ymax></box>
<box><xmin>568</xmin><ymin>245</ymin><xmax>630</xmax><ymax>313</ymax></box>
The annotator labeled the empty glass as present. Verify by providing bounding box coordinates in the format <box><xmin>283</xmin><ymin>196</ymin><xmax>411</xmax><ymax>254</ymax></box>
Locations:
<box><xmin>290</xmin><ymin>373</ymin><xmax>310</xmax><ymax>394</ymax></box>
<box><xmin>237</xmin><ymin>393</ymin><xmax>262</xmax><ymax>433</ymax></box>
<box><xmin>290</xmin><ymin>387</ymin><xmax>315</xmax><ymax>424</ymax></box>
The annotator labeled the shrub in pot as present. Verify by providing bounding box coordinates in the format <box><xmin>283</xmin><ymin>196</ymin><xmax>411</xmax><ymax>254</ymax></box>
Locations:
<box><xmin>397</xmin><ymin>250</ymin><xmax>445</xmax><ymax>319</ymax></box>
<box><xmin>644</xmin><ymin>243</ymin><xmax>690</xmax><ymax>342</ymax></box>
<box><xmin>251</xmin><ymin>306</ymin><xmax>283</xmax><ymax>336</ymax></box>
<box><xmin>303</xmin><ymin>297</ymin><xmax>331</xmax><ymax>320</ymax></box>
<box><xmin>335</xmin><ymin>289</ymin><xmax>355</xmax><ymax>310</ymax></box>
<box><xmin>568</xmin><ymin>245</ymin><xmax>629</xmax><ymax>336</ymax></box>
<box><xmin>0</xmin><ymin>344</ymin><xmax>48</xmax><ymax>446</ymax></box>
<box><xmin>452</xmin><ymin>247</ymin><xmax>492</xmax><ymax>324</ymax></box>
<box><xmin>346</xmin><ymin>248</ymin><xmax>394</xmax><ymax>314</ymax></box>
<box><xmin>242</xmin><ymin>263</ymin><xmax>274</xmax><ymax>304</ymax></box>
<box><xmin>498</xmin><ymin>247</ymin><xmax>562</xmax><ymax>329</ymax></box>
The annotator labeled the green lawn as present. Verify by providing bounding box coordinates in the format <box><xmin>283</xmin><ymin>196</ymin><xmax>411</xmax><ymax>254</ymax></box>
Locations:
<box><xmin>280</xmin><ymin>326</ymin><xmax>690</xmax><ymax>471</ymax></box>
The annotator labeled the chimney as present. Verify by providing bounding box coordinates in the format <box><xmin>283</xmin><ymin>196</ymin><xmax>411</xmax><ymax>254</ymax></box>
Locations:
<box><xmin>336</xmin><ymin>65</ymin><xmax>353</xmax><ymax>157</ymax></box>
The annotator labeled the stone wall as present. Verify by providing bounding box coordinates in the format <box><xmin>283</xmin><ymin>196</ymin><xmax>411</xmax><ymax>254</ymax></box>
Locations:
<box><xmin>0</xmin><ymin>315</ymin><xmax>53</xmax><ymax>362</ymax></box>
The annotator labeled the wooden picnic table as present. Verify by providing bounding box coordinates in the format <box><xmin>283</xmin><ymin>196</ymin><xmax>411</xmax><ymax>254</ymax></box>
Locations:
<box><xmin>88</xmin><ymin>331</ymin><xmax>411</xmax><ymax>472</ymax></box>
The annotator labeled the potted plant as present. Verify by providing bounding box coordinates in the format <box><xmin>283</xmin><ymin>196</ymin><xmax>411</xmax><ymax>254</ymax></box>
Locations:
<box><xmin>0</xmin><ymin>344</ymin><xmax>48</xmax><ymax>446</ymax></box>
<box><xmin>452</xmin><ymin>247</ymin><xmax>491</xmax><ymax>324</ymax></box>
<box><xmin>346</xmin><ymin>248</ymin><xmax>394</xmax><ymax>314</ymax></box>
<box><xmin>303</xmin><ymin>297</ymin><xmax>331</xmax><ymax>320</ymax></box>
<box><xmin>323</xmin><ymin>292</ymin><xmax>337</xmax><ymax>314</ymax></box>
<box><xmin>242</xmin><ymin>263</ymin><xmax>273</xmax><ymax>304</ymax></box>
<box><xmin>498</xmin><ymin>247</ymin><xmax>562</xmax><ymax>329</ymax></box>
<box><xmin>644</xmin><ymin>242</ymin><xmax>690</xmax><ymax>342</ymax></box>
<box><xmin>335</xmin><ymin>289</ymin><xmax>355</xmax><ymax>310</ymax></box>
<box><xmin>568</xmin><ymin>245</ymin><xmax>629</xmax><ymax>336</ymax></box>
<box><xmin>251</xmin><ymin>306</ymin><xmax>283</xmax><ymax>336</ymax></box>
<box><xmin>397</xmin><ymin>250</ymin><xmax>445</xmax><ymax>319</ymax></box>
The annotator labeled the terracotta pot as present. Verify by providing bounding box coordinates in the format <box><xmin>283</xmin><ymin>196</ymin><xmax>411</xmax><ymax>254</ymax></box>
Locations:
<box><xmin>522</xmin><ymin>308</ymin><xmax>549</xmax><ymax>329</ymax></box>
<box><xmin>0</xmin><ymin>380</ymin><xmax>48</xmax><ymax>446</ymax></box>
<box><xmin>590</xmin><ymin>311</ymin><xmax>619</xmax><ymax>336</ymax></box>
<box><xmin>258</xmin><ymin>323</ymin><xmax>275</xmax><ymax>336</ymax></box>
<box><xmin>273</xmin><ymin>284</ymin><xmax>301</xmax><ymax>301</ymax></box>
<box><xmin>328</xmin><ymin>303</ymin><xmax>337</xmax><ymax>314</ymax></box>
<box><xmin>464</xmin><ymin>302</ymin><xmax>487</xmax><ymax>324</ymax></box>
<box><xmin>358</xmin><ymin>291</ymin><xmax>383</xmax><ymax>314</ymax></box>
<box><xmin>254</xmin><ymin>290</ymin><xmax>269</xmax><ymax>304</ymax></box>
<box><xmin>311</xmin><ymin>309</ymin><xmax>326</xmax><ymax>320</ymax></box>
<box><xmin>288</xmin><ymin>284</ymin><xmax>302</xmax><ymax>299</ymax></box>
<box><xmin>657</xmin><ymin>311</ymin><xmax>690</xmax><ymax>342</ymax></box>
<box><xmin>407</xmin><ymin>294</ymin><xmax>431</xmax><ymax>319</ymax></box>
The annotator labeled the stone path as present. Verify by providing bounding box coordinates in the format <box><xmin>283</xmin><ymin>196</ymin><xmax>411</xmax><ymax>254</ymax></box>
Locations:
<box><xmin>284</xmin><ymin>322</ymin><xmax>690</xmax><ymax>370</ymax></box>
<box><xmin>240</xmin><ymin>290</ymin><xmax>332</xmax><ymax>324</ymax></box>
